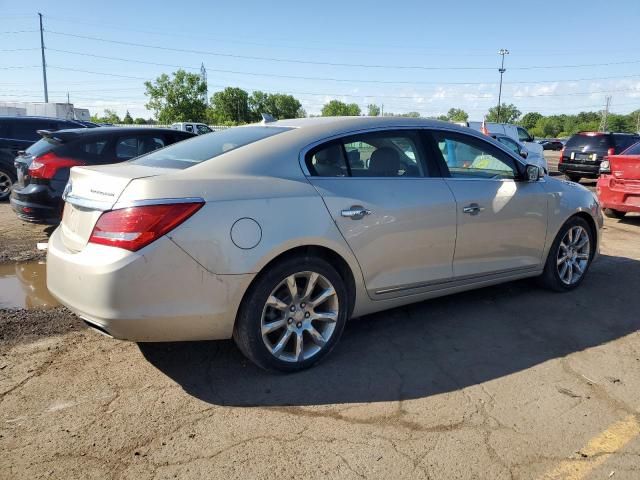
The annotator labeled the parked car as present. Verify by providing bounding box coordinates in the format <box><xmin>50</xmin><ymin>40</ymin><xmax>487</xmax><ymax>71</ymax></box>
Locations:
<box><xmin>558</xmin><ymin>132</ymin><xmax>640</xmax><ymax>182</ymax></box>
<box><xmin>596</xmin><ymin>141</ymin><xmax>640</xmax><ymax>218</ymax></box>
<box><xmin>171</xmin><ymin>122</ymin><xmax>213</xmax><ymax>135</ymax></box>
<box><xmin>47</xmin><ymin>117</ymin><xmax>602</xmax><ymax>372</ymax></box>
<box><xmin>541</xmin><ymin>140</ymin><xmax>564</xmax><ymax>151</ymax></box>
<box><xmin>10</xmin><ymin>127</ymin><xmax>195</xmax><ymax>224</ymax></box>
<box><xmin>0</xmin><ymin>116</ymin><xmax>87</xmax><ymax>201</ymax></box>
<box><xmin>491</xmin><ymin>134</ymin><xmax>530</xmax><ymax>160</ymax></box>
<box><xmin>467</xmin><ymin>121</ymin><xmax>546</xmax><ymax>170</ymax></box>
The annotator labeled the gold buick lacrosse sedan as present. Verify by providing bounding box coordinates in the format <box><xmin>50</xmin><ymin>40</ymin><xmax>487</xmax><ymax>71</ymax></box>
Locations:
<box><xmin>48</xmin><ymin>116</ymin><xmax>602</xmax><ymax>371</ymax></box>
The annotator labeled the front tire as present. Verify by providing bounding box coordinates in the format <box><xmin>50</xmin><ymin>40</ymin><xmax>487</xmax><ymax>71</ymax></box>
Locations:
<box><xmin>604</xmin><ymin>208</ymin><xmax>626</xmax><ymax>219</ymax></box>
<box><xmin>0</xmin><ymin>167</ymin><xmax>16</xmax><ymax>202</ymax></box>
<box><xmin>539</xmin><ymin>216</ymin><xmax>594</xmax><ymax>292</ymax></box>
<box><xmin>233</xmin><ymin>256</ymin><xmax>349</xmax><ymax>372</ymax></box>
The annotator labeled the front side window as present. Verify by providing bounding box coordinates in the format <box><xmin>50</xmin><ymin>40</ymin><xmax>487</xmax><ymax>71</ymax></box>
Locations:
<box><xmin>306</xmin><ymin>131</ymin><xmax>425</xmax><ymax>177</ymax></box>
<box><xmin>517</xmin><ymin>127</ymin><xmax>532</xmax><ymax>142</ymax></box>
<box><xmin>196</xmin><ymin>125</ymin><xmax>212</xmax><ymax>134</ymax></box>
<box><xmin>496</xmin><ymin>136</ymin><xmax>521</xmax><ymax>155</ymax></box>
<box><xmin>185</xmin><ymin>124</ymin><xmax>194</xmax><ymax>133</ymax></box>
<box><xmin>433</xmin><ymin>132</ymin><xmax>517</xmax><ymax>179</ymax></box>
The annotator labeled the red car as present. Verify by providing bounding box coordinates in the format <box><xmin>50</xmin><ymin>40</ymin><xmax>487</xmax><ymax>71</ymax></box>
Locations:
<box><xmin>596</xmin><ymin>141</ymin><xmax>640</xmax><ymax>218</ymax></box>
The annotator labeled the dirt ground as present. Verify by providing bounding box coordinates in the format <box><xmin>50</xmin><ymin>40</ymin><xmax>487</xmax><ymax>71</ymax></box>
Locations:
<box><xmin>1</xmin><ymin>160</ymin><xmax>639</xmax><ymax>479</ymax></box>
<box><xmin>0</xmin><ymin>202</ymin><xmax>50</xmax><ymax>263</ymax></box>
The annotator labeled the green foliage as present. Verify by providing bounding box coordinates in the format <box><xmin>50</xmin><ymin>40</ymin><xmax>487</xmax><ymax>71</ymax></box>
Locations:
<box><xmin>122</xmin><ymin>110</ymin><xmax>133</xmax><ymax>124</ymax></box>
<box><xmin>144</xmin><ymin>70</ymin><xmax>208</xmax><ymax>124</ymax></box>
<box><xmin>486</xmin><ymin>103</ymin><xmax>521</xmax><ymax>123</ymax></box>
<box><xmin>90</xmin><ymin>109</ymin><xmax>121</xmax><ymax>124</ymax></box>
<box><xmin>209</xmin><ymin>87</ymin><xmax>251</xmax><ymax>124</ymax></box>
<box><xmin>321</xmin><ymin>100</ymin><xmax>361</xmax><ymax>117</ymax></box>
<box><xmin>446</xmin><ymin>108</ymin><xmax>468</xmax><ymax>122</ymax></box>
<box><xmin>520</xmin><ymin>112</ymin><xmax>542</xmax><ymax>130</ymax></box>
<box><xmin>367</xmin><ymin>104</ymin><xmax>381</xmax><ymax>116</ymax></box>
<box><xmin>133</xmin><ymin>117</ymin><xmax>147</xmax><ymax>125</ymax></box>
<box><xmin>383</xmin><ymin>111</ymin><xmax>421</xmax><ymax>118</ymax></box>
<box><xmin>248</xmin><ymin>91</ymin><xmax>304</xmax><ymax>121</ymax></box>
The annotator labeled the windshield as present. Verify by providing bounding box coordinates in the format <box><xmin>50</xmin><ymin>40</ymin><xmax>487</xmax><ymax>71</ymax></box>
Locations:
<box><xmin>131</xmin><ymin>126</ymin><xmax>292</xmax><ymax>169</ymax></box>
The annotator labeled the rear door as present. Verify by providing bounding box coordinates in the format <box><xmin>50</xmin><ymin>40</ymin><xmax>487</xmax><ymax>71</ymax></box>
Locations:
<box><xmin>304</xmin><ymin>129</ymin><xmax>457</xmax><ymax>298</ymax></box>
<box><xmin>428</xmin><ymin>129</ymin><xmax>548</xmax><ymax>278</ymax></box>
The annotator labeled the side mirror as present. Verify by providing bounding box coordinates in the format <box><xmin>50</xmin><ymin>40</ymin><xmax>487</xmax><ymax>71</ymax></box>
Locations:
<box><xmin>519</xmin><ymin>148</ymin><xmax>528</xmax><ymax>159</ymax></box>
<box><xmin>525</xmin><ymin>164</ymin><xmax>542</xmax><ymax>182</ymax></box>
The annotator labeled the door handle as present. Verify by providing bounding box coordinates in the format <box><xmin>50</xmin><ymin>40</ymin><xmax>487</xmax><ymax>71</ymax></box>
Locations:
<box><xmin>341</xmin><ymin>205</ymin><xmax>372</xmax><ymax>220</ymax></box>
<box><xmin>462</xmin><ymin>203</ymin><xmax>484</xmax><ymax>215</ymax></box>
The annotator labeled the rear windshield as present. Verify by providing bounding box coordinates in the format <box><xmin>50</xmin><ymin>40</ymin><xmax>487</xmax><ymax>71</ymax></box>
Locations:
<box><xmin>565</xmin><ymin>134</ymin><xmax>612</xmax><ymax>151</ymax></box>
<box><xmin>622</xmin><ymin>141</ymin><xmax>640</xmax><ymax>155</ymax></box>
<box><xmin>25</xmin><ymin>137</ymin><xmax>61</xmax><ymax>157</ymax></box>
<box><xmin>130</xmin><ymin>126</ymin><xmax>292</xmax><ymax>169</ymax></box>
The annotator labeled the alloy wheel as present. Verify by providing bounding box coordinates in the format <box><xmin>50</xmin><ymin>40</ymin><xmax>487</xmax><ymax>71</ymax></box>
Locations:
<box><xmin>0</xmin><ymin>172</ymin><xmax>12</xmax><ymax>198</ymax></box>
<box><xmin>556</xmin><ymin>225</ymin><xmax>590</xmax><ymax>285</ymax></box>
<box><xmin>261</xmin><ymin>271</ymin><xmax>339</xmax><ymax>363</ymax></box>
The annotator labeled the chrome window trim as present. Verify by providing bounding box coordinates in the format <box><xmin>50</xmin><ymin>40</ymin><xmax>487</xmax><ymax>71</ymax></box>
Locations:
<box><xmin>113</xmin><ymin>197</ymin><xmax>205</xmax><ymax>210</ymax></box>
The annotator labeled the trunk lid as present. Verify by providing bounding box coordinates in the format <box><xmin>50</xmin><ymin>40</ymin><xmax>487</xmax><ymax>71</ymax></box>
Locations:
<box><xmin>60</xmin><ymin>164</ymin><xmax>167</xmax><ymax>252</ymax></box>
<box><xmin>609</xmin><ymin>155</ymin><xmax>640</xmax><ymax>180</ymax></box>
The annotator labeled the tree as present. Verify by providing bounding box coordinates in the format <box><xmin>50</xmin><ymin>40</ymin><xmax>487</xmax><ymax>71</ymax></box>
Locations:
<box><xmin>210</xmin><ymin>87</ymin><xmax>250</xmax><ymax>124</ymax></box>
<box><xmin>122</xmin><ymin>110</ymin><xmax>133</xmax><ymax>124</ymax></box>
<box><xmin>90</xmin><ymin>109</ymin><xmax>121</xmax><ymax>124</ymax></box>
<box><xmin>486</xmin><ymin>103</ymin><xmax>521</xmax><ymax>123</ymax></box>
<box><xmin>134</xmin><ymin>117</ymin><xmax>147</xmax><ymax>125</ymax></box>
<box><xmin>446</xmin><ymin>108</ymin><xmax>468</xmax><ymax>122</ymax></box>
<box><xmin>520</xmin><ymin>112</ymin><xmax>543</xmax><ymax>130</ymax></box>
<box><xmin>144</xmin><ymin>69</ymin><xmax>208</xmax><ymax>124</ymax></box>
<box><xmin>248</xmin><ymin>91</ymin><xmax>304</xmax><ymax>121</ymax></box>
<box><xmin>367</xmin><ymin>104</ymin><xmax>381</xmax><ymax>116</ymax></box>
<box><xmin>321</xmin><ymin>100</ymin><xmax>361</xmax><ymax>116</ymax></box>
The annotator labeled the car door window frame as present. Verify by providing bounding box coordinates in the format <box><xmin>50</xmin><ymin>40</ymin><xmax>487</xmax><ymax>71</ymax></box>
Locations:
<box><xmin>424</xmin><ymin>129</ymin><xmax>525</xmax><ymax>181</ymax></box>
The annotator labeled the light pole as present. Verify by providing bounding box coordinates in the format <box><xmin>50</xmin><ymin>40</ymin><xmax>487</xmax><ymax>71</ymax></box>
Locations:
<box><xmin>496</xmin><ymin>48</ymin><xmax>509</xmax><ymax>123</ymax></box>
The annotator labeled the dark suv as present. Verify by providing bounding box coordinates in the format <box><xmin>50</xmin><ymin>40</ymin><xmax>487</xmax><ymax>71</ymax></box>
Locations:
<box><xmin>0</xmin><ymin>116</ymin><xmax>88</xmax><ymax>200</ymax></box>
<box><xmin>10</xmin><ymin>127</ymin><xmax>195</xmax><ymax>224</ymax></box>
<box><xmin>558</xmin><ymin>132</ymin><xmax>640</xmax><ymax>182</ymax></box>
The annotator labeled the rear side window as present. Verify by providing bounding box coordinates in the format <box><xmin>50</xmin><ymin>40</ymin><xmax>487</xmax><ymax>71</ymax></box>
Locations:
<box><xmin>307</xmin><ymin>131</ymin><xmax>425</xmax><ymax>177</ymax></box>
<box><xmin>115</xmin><ymin>135</ymin><xmax>166</xmax><ymax>160</ymax></box>
<box><xmin>131</xmin><ymin>126</ymin><xmax>292</xmax><ymax>169</ymax></box>
<box><xmin>565</xmin><ymin>134</ymin><xmax>612</xmax><ymax>151</ymax></box>
<box><xmin>185</xmin><ymin>124</ymin><xmax>194</xmax><ymax>133</ymax></box>
<box><xmin>613</xmin><ymin>135</ymin><xmax>640</xmax><ymax>152</ymax></box>
<box><xmin>622</xmin><ymin>141</ymin><xmax>640</xmax><ymax>155</ymax></box>
<box><xmin>25</xmin><ymin>137</ymin><xmax>61</xmax><ymax>157</ymax></box>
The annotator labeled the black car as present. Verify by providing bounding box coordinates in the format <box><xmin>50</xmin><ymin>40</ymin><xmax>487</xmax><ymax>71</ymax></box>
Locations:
<box><xmin>559</xmin><ymin>132</ymin><xmax>640</xmax><ymax>182</ymax></box>
<box><xmin>542</xmin><ymin>140</ymin><xmax>564</xmax><ymax>151</ymax></box>
<box><xmin>0</xmin><ymin>116</ymin><xmax>88</xmax><ymax>201</ymax></box>
<box><xmin>10</xmin><ymin>127</ymin><xmax>196</xmax><ymax>224</ymax></box>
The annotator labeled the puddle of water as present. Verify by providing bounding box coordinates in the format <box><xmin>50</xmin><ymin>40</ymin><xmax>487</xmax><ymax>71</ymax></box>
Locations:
<box><xmin>0</xmin><ymin>261</ymin><xmax>60</xmax><ymax>310</ymax></box>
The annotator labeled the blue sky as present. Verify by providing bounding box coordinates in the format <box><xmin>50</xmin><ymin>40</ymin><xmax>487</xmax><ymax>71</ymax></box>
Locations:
<box><xmin>2</xmin><ymin>0</ymin><xmax>640</xmax><ymax>120</ymax></box>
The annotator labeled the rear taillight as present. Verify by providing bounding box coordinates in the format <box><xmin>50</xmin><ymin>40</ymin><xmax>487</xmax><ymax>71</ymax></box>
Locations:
<box><xmin>607</xmin><ymin>147</ymin><xmax>615</xmax><ymax>157</ymax></box>
<box><xmin>559</xmin><ymin>147</ymin><xmax>565</xmax><ymax>163</ymax></box>
<box><xmin>29</xmin><ymin>152</ymin><xmax>85</xmax><ymax>179</ymax></box>
<box><xmin>88</xmin><ymin>202</ymin><xmax>204</xmax><ymax>252</ymax></box>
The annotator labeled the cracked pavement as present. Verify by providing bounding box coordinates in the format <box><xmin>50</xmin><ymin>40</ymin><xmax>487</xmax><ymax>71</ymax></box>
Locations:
<box><xmin>1</xmin><ymin>184</ymin><xmax>640</xmax><ymax>479</ymax></box>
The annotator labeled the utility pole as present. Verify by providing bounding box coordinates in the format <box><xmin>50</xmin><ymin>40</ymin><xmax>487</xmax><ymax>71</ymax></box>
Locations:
<box><xmin>599</xmin><ymin>96</ymin><xmax>611</xmax><ymax>132</ymax></box>
<box><xmin>381</xmin><ymin>104</ymin><xmax>384</xmax><ymax>117</ymax></box>
<box><xmin>200</xmin><ymin>63</ymin><xmax>208</xmax><ymax>105</ymax></box>
<box><xmin>38</xmin><ymin>12</ymin><xmax>48</xmax><ymax>103</ymax></box>
<box><xmin>496</xmin><ymin>48</ymin><xmax>509</xmax><ymax>123</ymax></box>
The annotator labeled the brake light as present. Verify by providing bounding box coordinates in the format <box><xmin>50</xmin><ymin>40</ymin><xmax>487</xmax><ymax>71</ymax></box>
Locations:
<box><xmin>559</xmin><ymin>147</ymin><xmax>565</xmax><ymax>163</ymax></box>
<box><xmin>28</xmin><ymin>152</ymin><xmax>85</xmax><ymax>179</ymax></box>
<box><xmin>88</xmin><ymin>202</ymin><xmax>204</xmax><ymax>251</ymax></box>
<box><xmin>607</xmin><ymin>147</ymin><xmax>615</xmax><ymax>156</ymax></box>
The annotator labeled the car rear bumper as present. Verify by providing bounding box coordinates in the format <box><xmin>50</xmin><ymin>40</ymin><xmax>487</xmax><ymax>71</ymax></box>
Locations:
<box><xmin>558</xmin><ymin>162</ymin><xmax>600</xmax><ymax>178</ymax></box>
<box><xmin>596</xmin><ymin>175</ymin><xmax>640</xmax><ymax>213</ymax></box>
<box><xmin>46</xmin><ymin>228</ymin><xmax>255</xmax><ymax>341</ymax></box>
<box><xmin>10</xmin><ymin>183</ymin><xmax>63</xmax><ymax>224</ymax></box>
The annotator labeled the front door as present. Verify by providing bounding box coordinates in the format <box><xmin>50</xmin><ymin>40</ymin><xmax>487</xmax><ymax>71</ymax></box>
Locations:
<box><xmin>304</xmin><ymin>129</ymin><xmax>457</xmax><ymax>298</ymax></box>
<box><xmin>429</xmin><ymin>130</ymin><xmax>548</xmax><ymax>278</ymax></box>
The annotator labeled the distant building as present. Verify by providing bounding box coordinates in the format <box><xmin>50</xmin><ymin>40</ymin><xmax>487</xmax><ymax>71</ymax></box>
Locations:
<box><xmin>0</xmin><ymin>102</ymin><xmax>90</xmax><ymax>121</ymax></box>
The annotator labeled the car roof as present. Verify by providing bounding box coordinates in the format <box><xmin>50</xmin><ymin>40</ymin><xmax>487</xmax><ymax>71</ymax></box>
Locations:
<box><xmin>0</xmin><ymin>115</ymin><xmax>85</xmax><ymax>123</ymax></box>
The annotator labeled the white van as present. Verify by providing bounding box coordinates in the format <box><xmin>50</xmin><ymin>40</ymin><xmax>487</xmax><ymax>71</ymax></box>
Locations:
<box><xmin>467</xmin><ymin>121</ymin><xmax>546</xmax><ymax>171</ymax></box>
<box><xmin>171</xmin><ymin>122</ymin><xmax>213</xmax><ymax>135</ymax></box>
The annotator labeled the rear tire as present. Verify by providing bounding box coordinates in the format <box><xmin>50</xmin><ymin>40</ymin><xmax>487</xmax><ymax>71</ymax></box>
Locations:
<box><xmin>566</xmin><ymin>174</ymin><xmax>582</xmax><ymax>183</ymax></box>
<box><xmin>603</xmin><ymin>208</ymin><xmax>626</xmax><ymax>219</ymax></box>
<box><xmin>233</xmin><ymin>256</ymin><xmax>349</xmax><ymax>372</ymax></box>
<box><xmin>0</xmin><ymin>166</ymin><xmax>16</xmax><ymax>202</ymax></box>
<box><xmin>538</xmin><ymin>216</ymin><xmax>594</xmax><ymax>292</ymax></box>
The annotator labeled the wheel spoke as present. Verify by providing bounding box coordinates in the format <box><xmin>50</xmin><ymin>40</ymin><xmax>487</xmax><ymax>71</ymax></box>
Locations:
<box><xmin>557</xmin><ymin>255</ymin><xmax>568</xmax><ymax>266</ymax></box>
<box><xmin>294</xmin><ymin>331</ymin><xmax>304</xmax><ymax>361</ymax></box>
<box><xmin>272</xmin><ymin>330</ymin><xmax>292</xmax><ymax>356</ymax></box>
<box><xmin>575</xmin><ymin>235</ymin><xmax>589</xmax><ymax>249</ymax></box>
<box><xmin>266</xmin><ymin>295</ymin><xmax>288</xmax><ymax>311</ymax></box>
<box><xmin>567</xmin><ymin>228</ymin><xmax>574</xmax><ymax>244</ymax></box>
<box><xmin>306</xmin><ymin>325</ymin><xmax>326</xmax><ymax>347</ymax></box>
<box><xmin>286</xmin><ymin>275</ymin><xmax>298</xmax><ymax>301</ymax></box>
<box><xmin>573</xmin><ymin>262</ymin><xmax>584</xmax><ymax>275</ymax></box>
<box><xmin>310</xmin><ymin>287</ymin><xmax>335</xmax><ymax>307</ymax></box>
<box><xmin>566</xmin><ymin>263</ymin><xmax>574</xmax><ymax>283</ymax></box>
<box><xmin>559</xmin><ymin>262</ymin><xmax>569</xmax><ymax>281</ymax></box>
<box><xmin>261</xmin><ymin>318</ymin><xmax>286</xmax><ymax>335</ymax></box>
<box><xmin>577</xmin><ymin>253</ymin><xmax>589</xmax><ymax>260</ymax></box>
<box><xmin>302</xmin><ymin>272</ymin><xmax>319</xmax><ymax>300</ymax></box>
<box><xmin>312</xmin><ymin>311</ymin><xmax>338</xmax><ymax>323</ymax></box>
